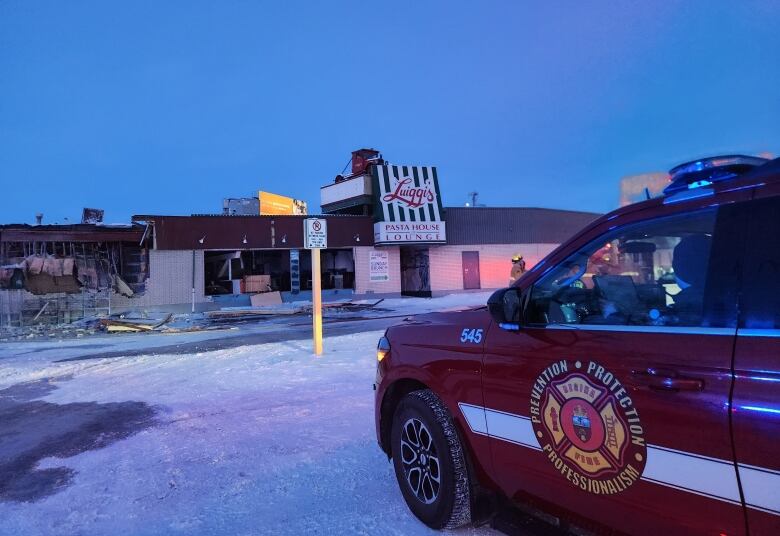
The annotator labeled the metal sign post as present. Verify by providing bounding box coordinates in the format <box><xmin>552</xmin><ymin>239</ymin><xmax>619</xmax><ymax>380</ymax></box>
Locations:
<box><xmin>304</xmin><ymin>218</ymin><xmax>327</xmax><ymax>356</ymax></box>
<box><xmin>311</xmin><ymin>248</ymin><xmax>323</xmax><ymax>355</ymax></box>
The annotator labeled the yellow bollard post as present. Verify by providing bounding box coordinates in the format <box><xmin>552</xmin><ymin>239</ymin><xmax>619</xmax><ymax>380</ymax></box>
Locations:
<box><xmin>312</xmin><ymin>247</ymin><xmax>323</xmax><ymax>356</ymax></box>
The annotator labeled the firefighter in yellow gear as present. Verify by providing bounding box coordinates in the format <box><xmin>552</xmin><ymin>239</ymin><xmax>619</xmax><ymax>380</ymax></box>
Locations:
<box><xmin>509</xmin><ymin>254</ymin><xmax>526</xmax><ymax>286</ymax></box>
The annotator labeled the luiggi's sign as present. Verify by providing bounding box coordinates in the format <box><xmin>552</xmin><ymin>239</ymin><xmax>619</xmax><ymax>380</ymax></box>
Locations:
<box><xmin>374</xmin><ymin>221</ymin><xmax>446</xmax><ymax>244</ymax></box>
<box><xmin>382</xmin><ymin>177</ymin><xmax>436</xmax><ymax>209</ymax></box>
<box><xmin>372</xmin><ymin>165</ymin><xmax>446</xmax><ymax>244</ymax></box>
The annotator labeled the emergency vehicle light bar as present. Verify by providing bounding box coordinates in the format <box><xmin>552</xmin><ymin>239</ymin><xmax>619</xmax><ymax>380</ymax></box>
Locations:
<box><xmin>664</xmin><ymin>155</ymin><xmax>769</xmax><ymax>195</ymax></box>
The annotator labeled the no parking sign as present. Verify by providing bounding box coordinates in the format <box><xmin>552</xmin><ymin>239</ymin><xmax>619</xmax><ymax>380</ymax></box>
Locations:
<box><xmin>303</xmin><ymin>218</ymin><xmax>327</xmax><ymax>356</ymax></box>
<box><xmin>304</xmin><ymin>218</ymin><xmax>327</xmax><ymax>249</ymax></box>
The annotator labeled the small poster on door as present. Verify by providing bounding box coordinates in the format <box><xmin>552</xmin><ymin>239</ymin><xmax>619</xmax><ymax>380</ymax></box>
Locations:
<box><xmin>369</xmin><ymin>251</ymin><xmax>390</xmax><ymax>282</ymax></box>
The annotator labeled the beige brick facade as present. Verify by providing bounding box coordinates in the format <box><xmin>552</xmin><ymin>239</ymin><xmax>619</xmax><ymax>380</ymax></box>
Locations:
<box><xmin>353</xmin><ymin>243</ymin><xmax>560</xmax><ymax>296</ymax></box>
<box><xmin>353</xmin><ymin>246</ymin><xmax>402</xmax><ymax>295</ymax></box>
<box><xmin>116</xmin><ymin>243</ymin><xmax>560</xmax><ymax>305</ymax></box>
<box><xmin>427</xmin><ymin>243</ymin><xmax>558</xmax><ymax>292</ymax></box>
<box><xmin>113</xmin><ymin>250</ymin><xmax>206</xmax><ymax>309</ymax></box>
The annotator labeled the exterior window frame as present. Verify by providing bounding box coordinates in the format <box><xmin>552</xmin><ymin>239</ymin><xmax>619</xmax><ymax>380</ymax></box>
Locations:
<box><xmin>521</xmin><ymin>206</ymin><xmax>738</xmax><ymax>331</ymax></box>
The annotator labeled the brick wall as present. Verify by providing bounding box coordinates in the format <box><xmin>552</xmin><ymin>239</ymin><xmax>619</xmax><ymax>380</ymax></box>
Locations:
<box><xmin>120</xmin><ymin>244</ymin><xmax>561</xmax><ymax>304</ymax></box>
<box><xmin>428</xmin><ymin>243</ymin><xmax>559</xmax><ymax>292</ymax></box>
<box><xmin>353</xmin><ymin>246</ymin><xmax>401</xmax><ymax>295</ymax></box>
<box><xmin>113</xmin><ymin>249</ymin><xmax>206</xmax><ymax>308</ymax></box>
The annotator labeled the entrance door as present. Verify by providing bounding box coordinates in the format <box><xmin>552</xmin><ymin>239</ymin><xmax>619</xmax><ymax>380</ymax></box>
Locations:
<box><xmin>480</xmin><ymin>205</ymin><xmax>745</xmax><ymax>535</ymax></box>
<box><xmin>400</xmin><ymin>247</ymin><xmax>431</xmax><ymax>297</ymax></box>
<box><xmin>462</xmin><ymin>251</ymin><xmax>481</xmax><ymax>290</ymax></box>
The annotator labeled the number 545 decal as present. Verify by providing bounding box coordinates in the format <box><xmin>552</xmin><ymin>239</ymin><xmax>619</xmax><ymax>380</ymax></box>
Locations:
<box><xmin>460</xmin><ymin>328</ymin><xmax>484</xmax><ymax>344</ymax></box>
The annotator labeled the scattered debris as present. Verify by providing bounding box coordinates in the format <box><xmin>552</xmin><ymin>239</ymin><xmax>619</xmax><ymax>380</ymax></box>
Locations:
<box><xmin>101</xmin><ymin>313</ymin><xmax>173</xmax><ymax>333</ymax></box>
<box><xmin>31</xmin><ymin>301</ymin><xmax>51</xmax><ymax>322</ymax></box>
<box><xmin>158</xmin><ymin>325</ymin><xmax>238</xmax><ymax>334</ymax></box>
<box><xmin>323</xmin><ymin>298</ymin><xmax>384</xmax><ymax>311</ymax></box>
<box><xmin>0</xmin><ymin>320</ymin><xmax>102</xmax><ymax>342</ymax></box>
<box><xmin>0</xmin><ymin>298</ymin><xmax>388</xmax><ymax>342</ymax></box>
<box><xmin>205</xmin><ymin>298</ymin><xmax>386</xmax><ymax>323</ymax></box>
<box><xmin>205</xmin><ymin>306</ymin><xmax>303</xmax><ymax>324</ymax></box>
<box><xmin>249</xmin><ymin>291</ymin><xmax>282</xmax><ymax>307</ymax></box>
<box><xmin>114</xmin><ymin>275</ymin><xmax>134</xmax><ymax>297</ymax></box>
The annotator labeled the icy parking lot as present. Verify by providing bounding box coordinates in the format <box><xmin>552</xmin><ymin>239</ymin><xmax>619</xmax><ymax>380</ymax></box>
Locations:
<box><xmin>0</xmin><ymin>294</ymin><xmax>496</xmax><ymax>536</ymax></box>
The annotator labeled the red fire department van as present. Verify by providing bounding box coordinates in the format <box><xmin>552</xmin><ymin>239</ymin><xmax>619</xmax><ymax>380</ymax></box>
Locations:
<box><xmin>374</xmin><ymin>155</ymin><xmax>780</xmax><ymax>535</ymax></box>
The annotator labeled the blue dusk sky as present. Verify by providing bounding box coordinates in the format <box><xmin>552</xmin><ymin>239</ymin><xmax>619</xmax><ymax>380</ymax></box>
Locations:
<box><xmin>1</xmin><ymin>1</ymin><xmax>779</xmax><ymax>224</ymax></box>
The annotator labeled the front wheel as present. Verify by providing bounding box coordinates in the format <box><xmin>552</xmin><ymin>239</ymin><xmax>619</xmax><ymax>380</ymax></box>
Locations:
<box><xmin>390</xmin><ymin>389</ymin><xmax>472</xmax><ymax>529</ymax></box>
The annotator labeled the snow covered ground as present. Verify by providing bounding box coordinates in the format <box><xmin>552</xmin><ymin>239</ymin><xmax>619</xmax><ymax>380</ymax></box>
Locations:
<box><xmin>0</xmin><ymin>293</ymin><xmax>497</xmax><ymax>536</ymax></box>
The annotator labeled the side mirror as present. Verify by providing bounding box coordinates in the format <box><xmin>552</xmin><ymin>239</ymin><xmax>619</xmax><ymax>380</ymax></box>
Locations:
<box><xmin>487</xmin><ymin>288</ymin><xmax>522</xmax><ymax>331</ymax></box>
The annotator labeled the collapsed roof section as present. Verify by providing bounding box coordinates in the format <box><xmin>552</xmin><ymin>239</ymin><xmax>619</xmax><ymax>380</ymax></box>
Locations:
<box><xmin>0</xmin><ymin>223</ymin><xmax>150</xmax><ymax>296</ymax></box>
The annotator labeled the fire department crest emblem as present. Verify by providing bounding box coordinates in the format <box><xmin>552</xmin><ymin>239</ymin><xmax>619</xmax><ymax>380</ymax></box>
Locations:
<box><xmin>530</xmin><ymin>359</ymin><xmax>647</xmax><ymax>495</ymax></box>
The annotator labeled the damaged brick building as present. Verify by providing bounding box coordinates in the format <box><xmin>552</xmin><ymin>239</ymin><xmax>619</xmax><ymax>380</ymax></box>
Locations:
<box><xmin>0</xmin><ymin>223</ymin><xmax>150</xmax><ymax>326</ymax></box>
<box><xmin>1</xmin><ymin>149</ymin><xmax>601</xmax><ymax>329</ymax></box>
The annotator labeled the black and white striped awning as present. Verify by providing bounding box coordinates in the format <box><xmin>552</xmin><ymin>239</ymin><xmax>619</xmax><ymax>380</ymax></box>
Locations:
<box><xmin>371</xmin><ymin>165</ymin><xmax>447</xmax><ymax>244</ymax></box>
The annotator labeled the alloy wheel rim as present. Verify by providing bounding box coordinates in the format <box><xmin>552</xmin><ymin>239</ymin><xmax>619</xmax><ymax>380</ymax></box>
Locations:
<box><xmin>400</xmin><ymin>417</ymin><xmax>441</xmax><ymax>504</ymax></box>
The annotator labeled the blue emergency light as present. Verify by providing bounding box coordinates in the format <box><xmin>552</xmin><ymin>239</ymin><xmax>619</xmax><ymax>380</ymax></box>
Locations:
<box><xmin>663</xmin><ymin>155</ymin><xmax>770</xmax><ymax>195</ymax></box>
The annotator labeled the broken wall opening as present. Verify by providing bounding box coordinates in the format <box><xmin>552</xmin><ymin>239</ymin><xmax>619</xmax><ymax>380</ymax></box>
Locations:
<box><xmin>286</xmin><ymin>248</ymin><xmax>355</xmax><ymax>291</ymax></box>
<box><xmin>203</xmin><ymin>248</ymin><xmax>356</xmax><ymax>295</ymax></box>
<box><xmin>0</xmin><ymin>238</ymin><xmax>150</xmax><ymax>328</ymax></box>
<box><xmin>205</xmin><ymin>250</ymin><xmax>291</xmax><ymax>295</ymax></box>
<box><xmin>400</xmin><ymin>246</ymin><xmax>431</xmax><ymax>297</ymax></box>
<box><xmin>316</xmin><ymin>249</ymin><xmax>355</xmax><ymax>290</ymax></box>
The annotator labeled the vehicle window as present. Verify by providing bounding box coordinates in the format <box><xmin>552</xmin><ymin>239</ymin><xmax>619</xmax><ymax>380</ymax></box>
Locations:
<box><xmin>526</xmin><ymin>209</ymin><xmax>718</xmax><ymax>327</ymax></box>
<box><xmin>739</xmin><ymin>197</ymin><xmax>780</xmax><ymax>330</ymax></box>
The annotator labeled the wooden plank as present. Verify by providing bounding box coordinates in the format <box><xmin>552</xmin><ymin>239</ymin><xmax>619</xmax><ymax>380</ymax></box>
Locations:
<box><xmin>249</xmin><ymin>291</ymin><xmax>283</xmax><ymax>307</ymax></box>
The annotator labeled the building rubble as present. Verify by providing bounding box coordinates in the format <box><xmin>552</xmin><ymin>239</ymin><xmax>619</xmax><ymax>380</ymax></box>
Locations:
<box><xmin>0</xmin><ymin>297</ymin><xmax>386</xmax><ymax>342</ymax></box>
<box><xmin>0</xmin><ymin>223</ymin><xmax>149</xmax><ymax>329</ymax></box>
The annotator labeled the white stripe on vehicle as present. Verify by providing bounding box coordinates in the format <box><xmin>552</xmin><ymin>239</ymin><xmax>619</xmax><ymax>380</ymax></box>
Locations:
<box><xmin>458</xmin><ymin>403</ymin><xmax>780</xmax><ymax>515</ymax></box>
<box><xmin>739</xmin><ymin>464</ymin><xmax>780</xmax><ymax>515</ymax></box>
<box><xmin>458</xmin><ymin>403</ymin><xmax>488</xmax><ymax>434</ymax></box>
<box><xmin>483</xmin><ymin>406</ymin><xmax>541</xmax><ymax>451</ymax></box>
<box><xmin>643</xmin><ymin>444</ymin><xmax>741</xmax><ymax>504</ymax></box>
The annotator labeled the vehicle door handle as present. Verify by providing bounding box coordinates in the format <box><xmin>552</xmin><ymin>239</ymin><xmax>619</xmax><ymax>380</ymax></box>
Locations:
<box><xmin>631</xmin><ymin>369</ymin><xmax>704</xmax><ymax>392</ymax></box>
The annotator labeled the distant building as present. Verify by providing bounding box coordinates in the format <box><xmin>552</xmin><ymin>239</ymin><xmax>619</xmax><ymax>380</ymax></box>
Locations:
<box><xmin>258</xmin><ymin>191</ymin><xmax>307</xmax><ymax>215</ymax></box>
<box><xmin>224</xmin><ymin>193</ymin><xmax>307</xmax><ymax>216</ymax></box>
<box><xmin>619</xmin><ymin>172</ymin><xmax>669</xmax><ymax>207</ymax></box>
<box><xmin>223</xmin><ymin>198</ymin><xmax>260</xmax><ymax>216</ymax></box>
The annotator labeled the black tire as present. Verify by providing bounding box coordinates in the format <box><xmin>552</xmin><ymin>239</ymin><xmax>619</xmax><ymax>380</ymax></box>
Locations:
<box><xmin>390</xmin><ymin>389</ymin><xmax>471</xmax><ymax>529</ymax></box>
